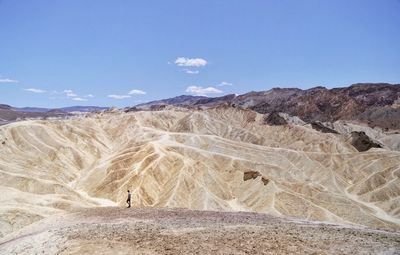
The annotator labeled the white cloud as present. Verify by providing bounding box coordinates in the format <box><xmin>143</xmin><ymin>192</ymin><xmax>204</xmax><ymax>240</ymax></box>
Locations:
<box><xmin>25</xmin><ymin>88</ymin><xmax>46</xmax><ymax>93</ymax></box>
<box><xmin>85</xmin><ymin>94</ymin><xmax>94</xmax><ymax>98</ymax></box>
<box><xmin>175</xmin><ymin>57</ymin><xmax>207</xmax><ymax>67</ymax></box>
<box><xmin>218</xmin><ymin>81</ymin><xmax>233</xmax><ymax>87</ymax></box>
<box><xmin>63</xmin><ymin>90</ymin><xmax>77</xmax><ymax>97</ymax></box>
<box><xmin>72</xmin><ymin>97</ymin><xmax>88</xmax><ymax>101</ymax></box>
<box><xmin>185</xmin><ymin>86</ymin><xmax>222</xmax><ymax>96</ymax></box>
<box><xmin>108</xmin><ymin>94</ymin><xmax>131</xmax><ymax>99</ymax></box>
<box><xmin>185</xmin><ymin>69</ymin><xmax>199</xmax><ymax>74</ymax></box>
<box><xmin>0</xmin><ymin>78</ymin><xmax>19</xmax><ymax>83</ymax></box>
<box><xmin>128</xmin><ymin>89</ymin><xmax>146</xmax><ymax>95</ymax></box>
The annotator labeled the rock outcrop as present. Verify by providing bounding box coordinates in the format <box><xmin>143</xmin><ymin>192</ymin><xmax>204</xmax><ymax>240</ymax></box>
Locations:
<box><xmin>311</xmin><ymin>122</ymin><xmax>339</xmax><ymax>134</ymax></box>
<box><xmin>350</xmin><ymin>131</ymin><xmax>383</xmax><ymax>152</ymax></box>
<box><xmin>264</xmin><ymin>112</ymin><xmax>288</xmax><ymax>126</ymax></box>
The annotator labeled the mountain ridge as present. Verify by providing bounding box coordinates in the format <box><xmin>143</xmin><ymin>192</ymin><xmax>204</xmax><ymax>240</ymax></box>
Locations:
<box><xmin>136</xmin><ymin>83</ymin><xmax>400</xmax><ymax>130</ymax></box>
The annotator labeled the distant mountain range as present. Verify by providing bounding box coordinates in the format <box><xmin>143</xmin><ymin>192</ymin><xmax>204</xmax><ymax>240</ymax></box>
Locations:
<box><xmin>0</xmin><ymin>104</ymin><xmax>109</xmax><ymax>113</ymax></box>
<box><xmin>0</xmin><ymin>105</ymin><xmax>109</xmax><ymax>125</ymax></box>
<box><xmin>15</xmin><ymin>106</ymin><xmax>109</xmax><ymax>113</ymax></box>
<box><xmin>133</xmin><ymin>94</ymin><xmax>237</xmax><ymax>111</ymax></box>
<box><xmin>1</xmin><ymin>83</ymin><xmax>399</xmax><ymax>130</ymax></box>
<box><xmin>136</xmin><ymin>83</ymin><xmax>400</xmax><ymax>130</ymax></box>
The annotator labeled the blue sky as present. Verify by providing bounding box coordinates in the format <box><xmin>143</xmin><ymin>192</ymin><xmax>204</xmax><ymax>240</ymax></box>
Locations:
<box><xmin>0</xmin><ymin>0</ymin><xmax>399</xmax><ymax>108</ymax></box>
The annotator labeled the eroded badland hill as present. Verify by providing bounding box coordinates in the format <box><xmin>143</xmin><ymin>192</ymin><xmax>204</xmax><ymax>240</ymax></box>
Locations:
<box><xmin>0</xmin><ymin>105</ymin><xmax>399</xmax><ymax>254</ymax></box>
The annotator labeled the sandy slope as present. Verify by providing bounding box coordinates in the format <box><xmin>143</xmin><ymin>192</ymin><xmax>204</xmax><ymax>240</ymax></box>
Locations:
<box><xmin>0</xmin><ymin>207</ymin><xmax>399</xmax><ymax>255</ymax></box>
<box><xmin>0</xmin><ymin>106</ymin><xmax>399</xmax><ymax>239</ymax></box>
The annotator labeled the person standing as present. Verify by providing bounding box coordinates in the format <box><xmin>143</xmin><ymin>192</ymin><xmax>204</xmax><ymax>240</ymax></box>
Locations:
<box><xmin>126</xmin><ymin>190</ymin><xmax>131</xmax><ymax>208</ymax></box>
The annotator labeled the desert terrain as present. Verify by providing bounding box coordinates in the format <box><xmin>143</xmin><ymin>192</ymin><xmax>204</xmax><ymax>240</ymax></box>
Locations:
<box><xmin>0</xmin><ymin>105</ymin><xmax>399</xmax><ymax>253</ymax></box>
<box><xmin>1</xmin><ymin>207</ymin><xmax>399</xmax><ymax>255</ymax></box>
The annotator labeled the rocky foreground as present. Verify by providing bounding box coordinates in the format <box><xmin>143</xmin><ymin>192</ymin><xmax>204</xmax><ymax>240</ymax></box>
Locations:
<box><xmin>0</xmin><ymin>207</ymin><xmax>399</xmax><ymax>255</ymax></box>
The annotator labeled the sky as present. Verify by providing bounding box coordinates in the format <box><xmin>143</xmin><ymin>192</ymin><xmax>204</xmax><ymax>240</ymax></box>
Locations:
<box><xmin>0</xmin><ymin>0</ymin><xmax>399</xmax><ymax>108</ymax></box>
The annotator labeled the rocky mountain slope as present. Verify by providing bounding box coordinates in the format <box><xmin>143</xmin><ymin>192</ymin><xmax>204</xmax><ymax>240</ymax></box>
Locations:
<box><xmin>0</xmin><ymin>106</ymin><xmax>399</xmax><ymax>239</ymax></box>
<box><xmin>137</xmin><ymin>83</ymin><xmax>400</xmax><ymax>130</ymax></box>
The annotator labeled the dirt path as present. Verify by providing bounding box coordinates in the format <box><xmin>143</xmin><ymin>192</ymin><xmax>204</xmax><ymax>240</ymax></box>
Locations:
<box><xmin>1</xmin><ymin>207</ymin><xmax>399</xmax><ymax>254</ymax></box>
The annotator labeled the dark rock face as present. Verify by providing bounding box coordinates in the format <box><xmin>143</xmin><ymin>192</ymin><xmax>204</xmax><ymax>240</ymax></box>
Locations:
<box><xmin>124</xmin><ymin>107</ymin><xmax>140</xmax><ymax>113</ymax></box>
<box><xmin>350</xmin><ymin>131</ymin><xmax>382</xmax><ymax>152</ymax></box>
<box><xmin>264</xmin><ymin>112</ymin><xmax>287</xmax><ymax>126</ymax></box>
<box><xmin>243</xmin><ymin>171</ymin><xmax>261</xmax><ymax>181</ymax></box>
<box><xmin>243</xmin><ymin>171</ymin><xmax>269</xmax><ymax>185</ymax></box>
<box><xmin>261</xmin><ymin>177</ymin><xmax>269</xmax><ymax>185</ymax></box>
<box><xmin>311</xmin><ymin>122</ymin><xmax>339</xmax><ymax>134</ymax></box>
<box><xmin>150</xmin><ymin>105</ymin><xmax>167</xmax><ymax>111</ymax></box>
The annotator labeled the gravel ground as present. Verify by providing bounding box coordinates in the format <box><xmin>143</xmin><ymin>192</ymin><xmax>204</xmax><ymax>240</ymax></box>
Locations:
<box><xmin>1</xmin><ymin>207</ymin><xmax>399</xmax><ymax>255</ymax></box>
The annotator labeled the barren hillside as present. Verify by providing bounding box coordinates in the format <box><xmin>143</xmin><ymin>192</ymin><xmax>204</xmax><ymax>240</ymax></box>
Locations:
<box><xmin>1</xmin><ymin>208</ymin><xmax>399</xmax><ymax>255</ymax></box>
<box><xmin>0</xmin><ymin>106</ymin><xmax>399</xmax><ymax>240</ymax></box>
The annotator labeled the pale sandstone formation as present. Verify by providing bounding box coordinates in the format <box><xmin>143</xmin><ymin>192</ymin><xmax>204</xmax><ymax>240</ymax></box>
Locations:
<box><xmin>0</xmin><ymin>106</ymin><xmax>399</xmax><ymax>239</ymax></box>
